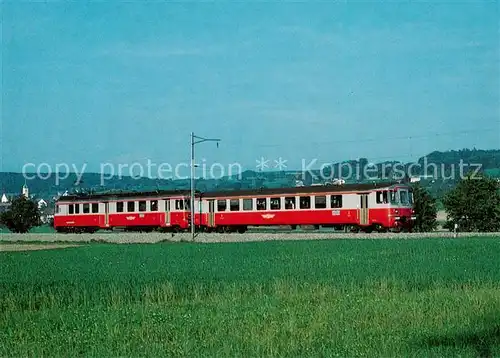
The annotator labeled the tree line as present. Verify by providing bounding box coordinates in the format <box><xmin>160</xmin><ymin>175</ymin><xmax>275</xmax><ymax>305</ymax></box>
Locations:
<box><xmin>1</xmin><ymin>174</ymin><xmax>499</xmax><ymax>233</ymax></box>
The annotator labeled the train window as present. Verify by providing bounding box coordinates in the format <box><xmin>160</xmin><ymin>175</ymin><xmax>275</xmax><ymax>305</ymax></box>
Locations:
<box><xmin>83</xmin><ymin>203</ymin><xmax>90</xmax><ymax>214</ymax></box>
<box><xmin>285</xmin><ymin>197</ymin><xmax>296</xmax><ymax>209</ymax></box>
<box><xmin>230</xmin><ymin>199</ymin><xmax>240</xmax><ymax>211</ymax></box>
<box><xmin>92</xmin><ymin>203</ymin><xmax>99</xmax><ymax>213</ymax></box>
<box><xmin>331</xmin><ymin>195</ymin><xmax>343</xmax><ymax>208</ymax></box>
<box><xmin>256</xmin><ymin>198</ymin><xmax>266</xmax><ymax>210</ymax></box>
<box><xmin>315</xmin><ymin>196</ymin><xmax>327</xmax><ymax>209</ymax></box>
<box><xmin>184</xmin><ymin>200</ymin><xmax>190</xmax><ymax>210</ymax></box>
<box><xmin>127</xmin><ymin>201</ymin><xmax>135</xmax><ymax>212</ymax></box>
<box><xmin>243</xmin><ymin>198</ymin><xmax>253</xmax><ymax>210</ymax></box>
<box><xmin>139</xmin><ymin>201</ymin><xmax>146</xmax><ymax>212</ymax></box>
<box><xmin>299</xmin><ymin>196</ymin><xmax>311</xmax><ymax>209</ymax></box>
<box><xmin>175</xmin><ymin>199</ymin><xmax>184</xmax><ymax>210</ymax></box>
<box><xmin>151</xmin><ymin>200</ymin><xmax>158</xmax><ymax>211</ymax></box>
<box><xmin>217</xmin><ymin>199</ymin><xmax>227</xmax><ymax>211</ymax></box>
<box><xmin>75</xmin><ymin>204</ymin><xmax>80</xmax><ymax>214</ymax></box>
<box><xmin>117</xmin><ymin>202</ymin><xmax>124</xmax><ymax>212</ymax></box>
<box><xmin>69</xmin><ymin>204</ymin><xmax>74</xmax><ymax>214</ymax></box>
<box><xmin>376</xmin><ymin>191</ymin><xmax>389</xmax><ymax>204</ymax></box>
<box><xmin>270</xmin><ymin>197</ymin><xmax>281</xmax><ymax>210</ymax></box>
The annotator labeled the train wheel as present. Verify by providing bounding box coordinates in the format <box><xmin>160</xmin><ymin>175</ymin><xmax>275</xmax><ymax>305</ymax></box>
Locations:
<box><xmin>237</xmin><ymin>226</ymin><xmax>247</xmax><ymax>234</ymax></box>
<box><xmin>349</xmin><ymin>225</ymin><xmax>360</xmax><ymax>233</ymax></box>
<box><xmin>361</xmin><ymin>225</ymin><xmax>373</xmax><ymax>233</ymax></box>
<box><xmin>216</xmin><ymin>226</ymin><xmax>225</xmax><ymax>233</ymax></box>
<box><xmin>373</xmin><ymin>224</ymin><xmax>387</xmax><ymax>233</ymax></box>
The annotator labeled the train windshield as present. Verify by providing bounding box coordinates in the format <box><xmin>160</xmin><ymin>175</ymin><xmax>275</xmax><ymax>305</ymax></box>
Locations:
<box><xmin>389</xmin><ymin>190</ymin><xmax>398</xmax><ymax>204</ymax></box>
<box><xmin>400</xmin><ymin>190</ymin><xmax>409</xmax><ymax>205</ymax></box>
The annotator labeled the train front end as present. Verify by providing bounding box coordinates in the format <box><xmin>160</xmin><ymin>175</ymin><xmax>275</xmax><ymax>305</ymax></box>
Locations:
<box><xmin>388</xmin><ymin>185</ymin><xmax>416</xmax><ymax>232</ymax></box>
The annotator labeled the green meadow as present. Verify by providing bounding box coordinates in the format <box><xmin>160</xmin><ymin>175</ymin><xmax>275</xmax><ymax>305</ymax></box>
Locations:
<box><xmin>1</xmin><ymin>238</ymin><xmax>499</xmax><ymax>356</ymax></box>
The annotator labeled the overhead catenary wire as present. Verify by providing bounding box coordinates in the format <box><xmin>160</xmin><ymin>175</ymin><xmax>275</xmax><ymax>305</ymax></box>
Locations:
<box><xmin>167</xmin><ymin>127</ymin><xmax>497</xmax><ymax>151</ymax></box>
<box><xmin>217</xmin><ymin>127</ymin><xmax>498</xmax><ymax>149</ymax></box>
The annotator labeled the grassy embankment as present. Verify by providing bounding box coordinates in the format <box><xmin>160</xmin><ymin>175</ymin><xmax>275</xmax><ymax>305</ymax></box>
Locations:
<box><xmin>1</xmin><ymin>237</ymin><xmax>499</xmax><ymax>356</ymax></box>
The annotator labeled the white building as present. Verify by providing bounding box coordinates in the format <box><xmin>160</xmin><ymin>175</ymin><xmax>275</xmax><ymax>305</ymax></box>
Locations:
<box><xmin>37</xmin><ymin>199</ymin><xmax>47</xmax><ymax>209</ymax></box>
<box><xmin>22</xmin><ymin>183</ymin><xmax>29</xmax><ymax>198</ymax></box>
<box><xmin>0</xmin><ymin>193</ymin><xmax>11</xmax><ymax>214</ymax></box>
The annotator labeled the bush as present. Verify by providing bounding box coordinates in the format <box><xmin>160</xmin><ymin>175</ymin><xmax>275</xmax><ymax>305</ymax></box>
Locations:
<box><xmin>0</xmin><ymin>195</ymin><xmax>41</xmax><ymax>233</ymax></box>
<box><xmin>443</xmin><ymin>173</ymin><xmax>500</xmax><ymax>232</ymax></box>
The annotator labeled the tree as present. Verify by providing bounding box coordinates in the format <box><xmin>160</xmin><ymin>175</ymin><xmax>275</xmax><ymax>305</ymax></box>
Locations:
<box><xmin>0</xmin><ymin>195</ymin><xmax>41</xmax><ymax>233</ymax></box>
<box><xmin>442</xmin><ymin>173</ymin><xmax>500</xmax><ymax>232</ymax></box>
<box><xmin>411</xmin><ymin>182</ymin><xmax>438</xmax><ymax>232</ymax></box>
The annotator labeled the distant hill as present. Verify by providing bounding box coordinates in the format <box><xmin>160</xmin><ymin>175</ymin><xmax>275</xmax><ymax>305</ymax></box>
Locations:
<box><xmin>422</xmin><ymin>148</ymin><xmax>500</xmax><ymax>168</ymax></box>
<box><xmin>1</xmin><ymin>148</ymin><xmax>499</xmax><ymax>202</ymax></box>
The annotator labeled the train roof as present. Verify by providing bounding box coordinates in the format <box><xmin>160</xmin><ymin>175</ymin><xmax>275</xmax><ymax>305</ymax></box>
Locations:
<box><xmin>55</xmin><ymin>181</ymin><xmax>408</xmax><ymax>202</ymax></box>
<box><xmin>200</xmin><ymin>181</ymin><xmax>405</xmax><ymax>198</ymax></box>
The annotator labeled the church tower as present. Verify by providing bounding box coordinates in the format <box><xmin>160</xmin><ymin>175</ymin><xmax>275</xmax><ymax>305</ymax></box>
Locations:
<box><xmin>22</xmin><ymin>181</ymin><xmax>29</xmax><ymax>198</ymax></box>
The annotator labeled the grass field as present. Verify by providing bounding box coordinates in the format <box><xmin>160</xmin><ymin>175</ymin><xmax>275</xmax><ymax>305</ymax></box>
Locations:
<box><xmin>1</xmin><ymin>237</ymin><xmax>499</xmax><ymax>356</ymax></box>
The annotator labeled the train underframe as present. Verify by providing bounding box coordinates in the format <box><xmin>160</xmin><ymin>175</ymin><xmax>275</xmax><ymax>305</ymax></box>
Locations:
<box><xmin>55</xmin><ymin>220</ymin><xmax>414</xmax><ymax>234</ymax></box>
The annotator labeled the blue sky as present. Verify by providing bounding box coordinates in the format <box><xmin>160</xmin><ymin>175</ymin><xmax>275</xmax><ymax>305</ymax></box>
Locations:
<box><xmin>2</xmin><ymin>1</ymin><xmax>499</xmax><ymax>175</ymax></box>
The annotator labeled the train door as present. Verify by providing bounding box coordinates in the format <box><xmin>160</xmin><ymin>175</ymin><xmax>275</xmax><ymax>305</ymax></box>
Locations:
<box><xmin>104</xmin><ymin>202</ymin><xmax>109</xmax><ymax>227</ymax></box>
<box><xmin>208</xmin><ymin>200</ymin><xmax>215</xmax><ymax>227</ymax></box>
<box><xmin>165</xmin><ymin>200</ymin><xmax>171</xmax><ymax>226</ymax></box>
<box><xmin>359</xmin><ymin>194</ymin><xmax>369</xmax><ymax>225</ymax></box>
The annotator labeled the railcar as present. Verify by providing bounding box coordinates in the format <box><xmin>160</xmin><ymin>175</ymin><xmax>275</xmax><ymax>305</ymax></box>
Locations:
<box><xmin>54</xmin><ymin>190</ymin><xmax>192</xmax><ymax>233</ymax></box>
<box><xmin>53</xmin><ymin>182</ymin><xmax>415</xmax><ymax>233</ymax></box>
<box><xmin>194</xmin><ymin>182</ymin><xmax>415</xmax><ymax>233</ymax></box>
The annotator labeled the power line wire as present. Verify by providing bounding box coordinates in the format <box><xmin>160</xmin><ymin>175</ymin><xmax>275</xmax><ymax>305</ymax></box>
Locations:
<box><xmin>174</xmin><ymin>127</ymin><xmax>497</xmax><ymax>149</ymax></box>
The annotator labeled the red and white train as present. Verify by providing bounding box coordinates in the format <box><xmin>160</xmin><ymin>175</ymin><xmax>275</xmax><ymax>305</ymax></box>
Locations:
<box><xmin>54</xmin><ymin>182</ymin><xmax>416</xmax><ymax>233</ymax></box>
